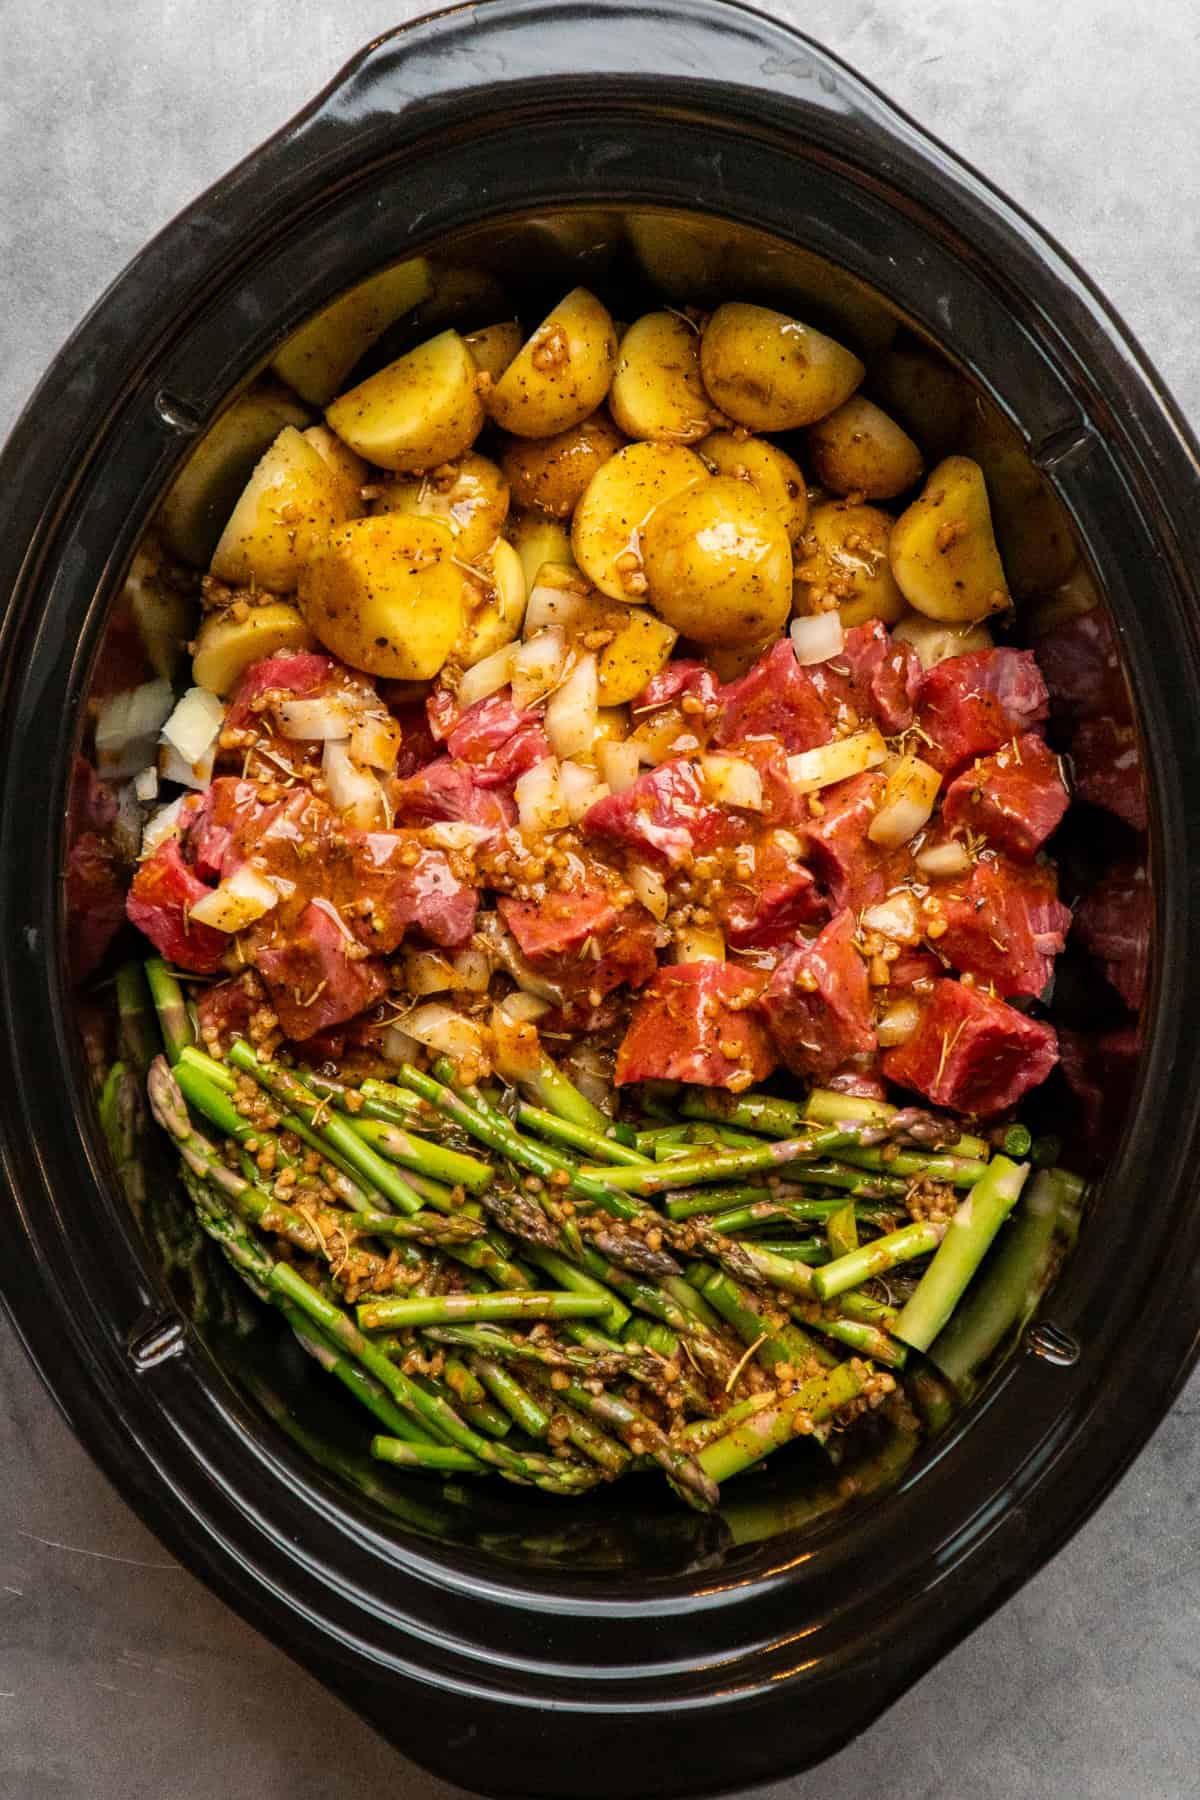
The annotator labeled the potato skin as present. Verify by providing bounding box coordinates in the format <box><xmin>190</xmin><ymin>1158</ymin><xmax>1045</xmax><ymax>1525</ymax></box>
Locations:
<box><xmin>609</xmin><ymin>311</ymin><xmax>712</xmax><ymax>444</ymax></box>
<box><xmin>325</xmin><ymin>329</ymin><xmax>484</xmax><ymax>473</ymax></box>
<box><xmin>697</xmin><ymin>432</ymin><xmax>808</xmax><ymax>543</ymax></box>
<box><xmin>463</xmin><ymin>320</ymin><xmax>523</xmax><ymax>382</ymax></box>
<box><xmin>571</xmin><ymin>441</ymin><xmax>707</xmax><ymax>600</ymax></box>
<box><xmin>373</xmin><ymin>451</ymin><xmax>509</xmax><ymax>563</ymax></box>
<box><xmin>299</xmin><ymin>515</ymin><xmax>466</xmax><ymax>679</ymax></box>
<box><xmin>210</xmin><ymin>427</ymin><xmax>352</xmax><ymax>592</ymax></box>
<box><xmin>159</xmin><ymin>381</ymin><xmax>309</xmax><ymax>568</ymax></box>
<box><xmin>454</xmin><ymin>538</ymin><xmax>528</xmax><ymax>666</ymax></box>
<box><xmin>271</xmin><ymin>258</ymin><xmax>432</xmax><ymax>407</ymax></box>
<box><xmin>794</xmin><ymin>501</ymin><xmax>906</xmax><ymax>628</ymax></box>
<box><xmin>501</xmin><ymin>413</ymin><xmax>625</xmax><ymax>518</ymax></box>
<box><xmin>888</xmin><ymin>455</ymin><xmax>1010</xmax><ymax>624</ymax></box>
<box><xmin>700</xmin><ymin>302</ymin><xmax>864</xmax><ymax>431</ymax></box>
<box><xmin>891</xmin><ymin>609</ymin><xmax>993</xmax><ymax>670</ymax></box>
<box><xmin>804</xmin><ymin>395</ymin><xmax>923</xmax><ymax>500</ymax></box>
<box><xmin>595</xmin><ymin>606</ymin><xmax>678</xmax><ymax>705</ymax></box>
<box><xmin>192</xmin><ymin>601</ymin><xmax>316</xmax><ymax>696</ymax></box>
<box><xmin>641</xmin><ymin>475</ymin><xmax>792</xmax><ymax>647</ymax></box>
<box><xmin>509</xmin><ymin>513</ymin><xmax>575</xmax><ymax>590</ymax></box>
<box><xmin>488</xmin><ymin>288</ymin><xmax>618</xmax><ymax>438</ymax></box>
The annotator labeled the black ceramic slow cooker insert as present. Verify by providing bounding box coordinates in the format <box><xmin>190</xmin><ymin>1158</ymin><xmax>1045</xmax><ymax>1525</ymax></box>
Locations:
<box><xmin>2</xmin><ymin>3</ymin><xmax>1200</xmax><ymax>1794</ymax></box>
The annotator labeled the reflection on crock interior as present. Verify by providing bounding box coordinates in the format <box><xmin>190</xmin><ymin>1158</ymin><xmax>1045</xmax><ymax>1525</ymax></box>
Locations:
<box><xmin>68</xmin><ymin>207</ymin><xmax>1147</xmax><ymax>1572</ymax></box>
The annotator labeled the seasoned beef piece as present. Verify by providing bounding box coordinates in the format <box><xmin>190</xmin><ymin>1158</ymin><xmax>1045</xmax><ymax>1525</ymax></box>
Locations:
<box><xmin>126</xmin><ymin>838</ymin><xmax>226</xmax><ymax>973</ymax></box>
<box><xmin>389</xmin><ymin>758</ymin><xmax>515</xmax><ymax>838</ymax></box>
<box><xmin>582</xmin><ymin>757</ymin><xmax>729</xmax><ymax>869</ymax></box>
<box><xmin>837</xmin><ymin>620</ymin><xmax>922</xmax><ymax>735</ymax></box>
<box><xmin>632</xmin><ymin>660</ymin><xmax>720</xmax><ymax>715</ymax></box>
<box><xmin>67</xmin><ymin>833</ymin><xmax>126</xmax><ymax>983</ymax></box>
<box><xmin>934</xmin><ymin>855</ymin><xmax>1071</xmax><ymax>998</ymax></box>
<box><xmin>225</xmin><ymin>652</ymin><xmax>338</xmax><ymax>734</ymax></box>
<box><xmin>1035</xmin><ymin>608</ymin><xmax>1128</xmax><ymax>722</ymax></box>
<box><xmin>1069</xmin><ymin>715</ymin><xmax>1146</xmax><ymax>830</ymax></box>
<box><xmin>615</xmin><ymin>963</ymin><xmax>775</xmax><ymax>1090</ymax></box>
<box><xmin>253</xmin><ymin>901</ymin><xmax>389</xmax><ymax>1041</ymax></box>
<box><xmin>917</xmin><ymin>649</ymin><xmax>1049</xmax><ymax>775</ymax></box>
<box><xmin>718</xmin><ymin>837</ymin><xmax>826</xmax><ymax>949</ymax></box>
<box><xmin>196</xmin><ymin>974</ymin><xmax>259</xmax><ymax>1046</ymax></box>
<box><xmin>386</xmin><ymin>699</ymin><xmax>439</xmax><ymax>778</ymax></box>
<box><xmin>445</xmin><ymin>691</ymin><xmax>550</xmax><ymax>789</ymax></box>
<box><xmin>942</xmin><ymin>733</ymin><xmax>1069</xmax><ymax>860</ymax></box>
<box><xmin>1073</xmin><ymin>862</ymin><xmax>1150</xmax><ymax>1011</ymax></box>
<box><xmin>762</xmin><ymin>909</ymin><xmax>876</xmax><ymax>1078</ymax></box>
<box><xmin>803</xmin><ymin>770</ymin><xmax>892</xmax><ymax>910</ymax></box>
<box><xmin>713</xmin><ymin>639</ymin><xmax>839</xmax><ymax>752</ymax></box>
<box><xmin>882</xmin><ymin>978</ymin><xmax>1059</xmax><ymax>1115</ymax></box>
<box><xmin>351</xmin><ymin>832</ymin><xmax>478</xmax><ymax>951</ymax></box>
<box><xmin>499</xmin><ymin>889</ymin><xmax>657</xmax><ymax>999</ymax></box>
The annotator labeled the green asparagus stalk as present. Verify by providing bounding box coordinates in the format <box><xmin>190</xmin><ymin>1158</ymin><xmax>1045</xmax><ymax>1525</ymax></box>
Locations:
<box><xmin>515</xmin><ymin>1101</ymin><xmax>650</xmax><ymax>1167</ymax></box>
<box><xmin>370</xmin><ymin>1437</ymin><xmax>487</xmax><ymax>1475</ymax></box>
<box><xmin>799</xmin><ymin>1311</ymin><xmax>907</xmax><ymax>1368</ymax></box>
<box><xmin>116</xmin><ymin>962</ymin><xmax>158</xmax><ymax>1073</ymax></box>
<box><xmin>696</xmin><ymin>1362</ymin><xmax>867</xmax><ymax>1483</ymax></box>
<box><xmin>468</xmin><ymin>1355</ymin><xmax>551</xmax><ymax>1439</ymax></box>
<box><xmin>522</xmin><ymin>1380</ymin><xmax>632</xmax><ymax>1478</ymax></box>
<box><xmin>422</xmin><ymin>1324</ymin><xmax>643</xmax><ymax>1382</ymax></box>
<box><xmin>682</xmin><ymin>1084</ymin><xmax>989</xmax><ymax>1161</ymax></box>
<box><xmin>812</xmin><ymin>1221</ymin><xmax>946</xmax><ymax>1301</ymax></box>
<box><xmin>280</xmin><ymin>1301</ymin><xmax>443</xmax><ymax>1448</ymax></box>
<box><xmin>826</xmin><ymin>1201</ymin><xmax>859</xmax><ymax>1261</ymax></box>
<box><xmin>693</xmin><ymin>1265</ymin><xmax>835</xmax><ymax>1373</ymax></box>
<box><xmin>894</xmin><ymin>1157</ymin><xmax>1030</xmax><ymax>1353</ymax></box>
<box><xmin>835</xmin><ymin>1146</ymin><xmax>988</xmax><ymax>1187</ymax></box>
<box><xmin>356</xmin><ymin>1291</ymin><xmax>611</xmax><ymax>1332</ymax></box>
<box><xmin>344</xmin><ymin>1113</ymin><xmax>494</xmax><ymax>1195</ymax></box>
<box><xmin>522</xmin><ymin>1246</ymin><xmax>631</xmax><ymax>1336</ymax></box>
<box><xmin>144</xmin><ymin>959</ymin><xmax>194</xmax><ymax>1064</ymax></box>
<box><xmin>579</xmin><ymin>1129</ymin><xmax>856</xmax><ymax>1195</ymax></box>
<box><xmin>678</xmin><ymin>1392</ymin><xmax>776</xmax><ymax>1451</ymax></box>
<box><xmin>556</xmin><ymin>1382</ymin><xmax>718</xmax><ymax>1510</ymax></box>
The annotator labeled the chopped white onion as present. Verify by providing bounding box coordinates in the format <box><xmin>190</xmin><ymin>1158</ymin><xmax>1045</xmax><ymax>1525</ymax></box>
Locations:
<box><xmin>558</xmin><ymin>759</ymin><xmax>606</xmax><ymax>824</ymax></box>
<box><xmin>628</xmin><ymin>862</ymin><xmax>668</xmax><ymax>922</ymax></box>
<box><xmin>700</xmin><ymin>753</ymin><xmax>764</xmax><ymax>812</ymax></box>
<box><xmin>159</xmin><ymin>739</ymin><xmax>215</xmax><ymax>792</ymax></box>
<box><xmin>787</xmin><ymin>727</ymin><xmax>887</xmax><ymax>794</ymax></box>
<box><xmin>867</xmin><ymin>753</ymin><xmax>942</xmax><ymax>848</ymax></box>
<box><xmin>514</xmin><ymin>756</ymin><xmax>568</xmax><ymax>834</ymax></box>
<box><xmin>421</xmin><ymin>820</ymin><xmax>494</xmax><ymax>851</ymax></box>
<box><xmin>188</xmin><ymin>863</ymin><xmax>279</xmax><ymax>933</ymax></box>
<box><xmin>861</xmin><ymin>890</ymin><xmax>923</xmax><ymax>945</ymax></box>
<box><xmin>524</xmin><ymin>569</ymin><xmax>589</xmax><ymax>636</ymax></box>
<box><xmin>452</xmin><ymin>946</ymin><xmax>493</xmax><ymax>993</ymax></box>
<box><xmin>403</xmin><ymin>948</ymin><xmax>458</xmax><ymax>996</ymax></box>
<box><xmin>403</xmin><ymin>1003</ymin><xmax>486</xmax><ymax>1060</ymax></box>
<box><xmin>892</xmin><ymin>611</ymin><xmax>993</xmax><ymax>671</ymax></box>
<box><xmin>876</xmin><ymin>995</ymin><xmax>923</xmax><ymax>1047</ymax></box>
<box><xmin>511</xmin><ymin>628</ymin><xmax>566</xmax><ymax>710</ymax></box>
<box><xmin>382</xmin><ymin>1024</ymin><xmax>422</xmax><ymax>1065</ymax></box>
<box><xmin>161</xmin><ymin>686</ymin><xmax>225</xmax><ymax>765</ymax></box>
<box><xmin>322</xmin><ymin>739</ymin><xmax>384</xmax><ymax>828</ymax></box>
<box><xmin>596</xmin><ymin>738</ymin><xmax>640</xmax><ymax>794</ymax></box>
<box><xmin>545</xmin><ymin>652</ymin><xmax>598</xmax><ymax>760</ymax></box>
<box><xmin>671</xmin><ymin>923</ymin><xmax>726</xmax><ymax>963</ymax></box>
<box><xmin>95</xmin><ymin>678</ymin><xmax>173</xmax><ymax>779</ymax></box>
<box><xmin>915</xmin><ymin>839</ymin><xmax>972</xmax><ymax>878</ymax></box>
<box><xmin>790</xmin><ymin>610</ymin><xmax>845</xmax><ymax>666</ymax></box>
<box><xmin>349</xmin><ymin>714</ymin><xmax>401</xmax><ymax>770</ymax></box>
<box><xmin>141</xmin><ymin>796</ymin><xmax>185</xmax><ymax>857</ymax></box>
<box><xmin>456</xmin><ymin>642</ymin><xmax>517</xmax><ymax>710</ymax></box>
<box><xmin>276</xmin><ymin>695</ymin><xmax>355</xmax><ymax>741</ymax></box>
<box><xmin>497</xmin><ymin>990</ymin><xmax>551</xmax><ymax>1023</ymax></box>
<box><xmin>133</xmin><ymin>765</ymin><xmax>159</xmax><ymax>802</ymax></box>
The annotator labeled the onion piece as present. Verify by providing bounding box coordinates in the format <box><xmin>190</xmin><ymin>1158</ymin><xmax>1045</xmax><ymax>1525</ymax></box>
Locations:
<box><xmin>558</xmin><ymin>759</ymin><xmax>606</xmax><ymax>824</ymax></box>
<box><xmin>671</xmin><ymin>923</ymin><xmax>726</xmax><ymax>963</ymax></box>
<box><xmin>915</xmin><ymin>839</ymin><xmax>972</xmax><ymax>878</ymax></box>
<box><xmin>861</xmin><ymin>890</ymin><xmax>923</xmax><ymax>945</ymax></box>
<box><xmin>322</xmin><ymin>739</ymin><xmax>384</xmax><ymax>828</ymax></box>
<box><xmin>596</xmin><ymin>739</ymin><xmax>640</xmax><ymax>794</ymax></box>
<box><xmin>787</xmin><ymin>727</ymin><xmax>887</xmax><ymax>794</ymax></box>
<box><xmin>524</xmin><ymin>567</ymin><xmax>590</xmax><ymax>636</ymax></box>
<box><xmin>421</xmin><ymin>820</ymin><xmax>494</xmax><ymax>851</ymax></box>
<box><xmin>162</xmin><ymin>686</ymin><xmax>225</xmax><ymax>765</ymax></box>
<box><xmin>403</xmin><ymin>948</ymin><xmax>458</xmax><ymax>996</ymax></box>
<box><xmin>383</xmin><ymin>1024</ymin><xmax>422</xmax><ymax>1065</ymax></box>
<box><xmin>349</xmin><ymin>714</ymin><xmax>402</xmax><ymax>771</ymax></box>
<box><xmin>133</xmin><ymin>765</ymin><xmax>159</xmax><ymax>802</ymax></box>
<box><xmin>790</xmin><ymin>610</ymin><xmax>845</xmax><ymax>666</ymax></box>
<box><xmin>476</xmin><ymin>912</ymin><xmax>564</xmax><ymax>1004</ymax></box>
<box><xmin>276</xmin><ymin>695</ymin><xmax>355</xmax><ymax>741</ymax></box>
<box><xmin>545</xmin><ymin>652</ymin><xmax>598</xmax><ymax>760</ymax></box>
<box><xmin>188</xmin><ymin>863</ymin><xmax>279</xmax><ymax>933</ymax></box>
<box><xmin>403</xmin><ymin>1003</ymin><xmax>487</xmax><ymax>1060</ymax></box>
<box><xmin>700</xmin><ymin>753</ymin><xmax>764</xmax><ymax>812</ymax></box>
<box><xmin>95</xmin><ymin>678</ymin><xmax>174</xmax><ymax>780</ymax></box>
<box><xmin>511</xmin><ymin>627</ymin><xmax>566</xmax><ymax>710</ymax></box>
<box><xmin>159</xmin><ymin>739</ymin><xmax>215</xmax><ymax>792</ymax></box>
<box><xmin>876</xmin><ymin>995</ymin><xmax>923</xmax><ymax>1047</ymax></box>
<box><xmin>496</xmin><ymin>990</ymin><xmax>551</xmax><ymax>1023</ymax></box>
<box><xmin>868</xmin><ymin>753</ymin><xmax>942</xmax><ymax>848</ymax></box>
<box><xmin>141</xmin><ymin>796</ymin><xmax>185</xmax><ymax>857</ymax></box>
<box><xmin>514</xmin><ymin>756</ymin><xmax>568</xmax><ymax>834</ymax></box>
<box><xmin>456</xmin><ymin>642</ymin><xmax>517</xmax><ymax>710</ymax></box>
<box><xmin>628</xmin><ymin>862</ymin><xmax>668</xmax><ymax>923</ymax></box>
<box><xmin>452</xmin><ymin>946</ymin><xmax>493</xmax><ymax>993</ymax></box>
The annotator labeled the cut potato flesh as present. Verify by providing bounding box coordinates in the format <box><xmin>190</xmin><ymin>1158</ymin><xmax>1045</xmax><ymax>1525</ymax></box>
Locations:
<box><xmin>641</xmin><ymin>475</ymin><xmax>792</xmax><ymax>647</ymax></box>
<box><xmin>271</xmin><ymin>258</ymin><xmax>432</xmax><ymax>406</ymax></box>
<box><xmin>158</xmin><ymin>381</ymin><xmax>309</xmax><ymax>568</ymax></box>
<box><xmin>700</xmin><ymin>302</ymin><xmax>864</xmax><ymax>431</ymax></box>
<box><xmin>889</xmin><ymin>455</ymin><xmax>1010</xmax><ymax>623</ymax></box>
<box><xmin>326</xmin><ymin>329</ymin><xmax>484</xmax><ymax>474</ymax></box>
<box><xmin>890</xmin><ymin>609</ymin><xmax>994</xmax><ymax>670</ymax></box>
<box><xmin>487</xmin><ymin>288</ymin><xmax>618</xmax><ymax>438</ymax></box>
<box><xmin>210</xmin><ymin>426</ymin><xmax>353</xmax><ymax>591</ymax></box>
<box><xmin>302</xmin><ymin>425</ymin><xmax>369</xmax><ymax>513</ymax></box>
<box><xmin>299</xmin><ymin>515</ymin><xmax>466</xmax><ymax>679</ymax></box>
<box><xmin>453</xmin><ymin>538</ymin><xmax>528</xmax><ymax>667</ymax></box>
<box><xmin>192</xmin><ymin>600</ymin><xmax>316</xmax><ymax>696</ymax></box>
<box><xmin>571</xmin><ymin>441</ymin><xmax>707</xmax><ymax>600</ymax></box>
<box><xmin>609</xmin><ymin>311</ymin><xmax>712</xmax><ymax>444</ymax></box>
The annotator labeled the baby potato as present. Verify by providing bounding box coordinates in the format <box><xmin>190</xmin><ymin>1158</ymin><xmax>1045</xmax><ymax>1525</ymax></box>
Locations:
<box><xmin>463</xmin><ymin>321</ymin><xmax>523</xmax><ymax>383</ymax></box>
<box><xmin>325</xmin><ymin>329</ymin><xmax>484</xmax><ymax>473</ymax></box>
<box><xmin>487</xmin><ymin>288</ymin><xmax>618</xmax><ymax>438</ymax></box>
<box><xmin>372</xmin><ymin>451</ymin><xmax>509</xmax><ymax>563</ymax></box>
<box><xmin>700</xmin><ymin>302</ymin><xmax>864</xmax><ymax>431</ymax></box>
<box><xmin>192</xmin><ymin>601</ymin><xmax>316</xmax><ymax>696</ymax></box>
<box><xmin>595</xmin><ymin>606</ymin><xmax>678</xmax><ymax>706</ymax></box>
<box><xmin>271</xmin><ymin>257</ymin><xmax>432</xmax><ymax>406</ymax></box>
<box><xmin>609</xmin><ymin>311</ymin><xmax>713</xmax><ymax>444</ymax></box>
<box><xmin>804</xmin><ymin>395</ymin><xmax>923</xmax><ymax>500</ymax></box>
<box><xmin>510</xmin><ymin>513</ymin><xmax>576</xmax><ymax>590</ymax></box>
<box><xmin>697</xmin><ymin>432</ymin><xmax>808</xmax><ymax>543</ymax></box>
<box><xmin>889</xmin><ymin>455</ymin><xmax>1010</xmax><ymax>624</ymax></box>
<box><xmin>571</xmin><ymin>441</ymin><xmax>707</xmax><ymax>600</ymax></box>
<box><xmin>891</xmin><ymin>609</ymin><xmax>994</xmax><ymax>670</ymax></box>
<box><xmin>707</xmin><ymin>636</ymin><xmax>776</xmax><ymax>683</ymax></box>
<box><xmin>453</xmin><ymin>537</ymin><xmax>528</xmax><ymax>667</ymax></box>
<box><xmin>210</xmin><ymin>427</ymin><xmax>353</xmax><ymax>592</ymax></box>
<box><xmin>641</xmin><ymin>475</ymin><xmax>792</xmax><ymax>647</ymax></box>
<box><xmin>302</xmin><ymin>425</ymin><xmax>369</xmax><ymax>514</ymax></box>
<box><xmin>158</xmin><ymin>381</ymin><xmax>309</xmax><ymax>567</ymax></box>
<box><xmin>299</xmin><ymin>515</ymin><xmax>466</xmax><ymax>679</ymax></box>
<box><xmin>794</xmin><ymin>502</ymin><xmax>906</xmax><ymax>628</ymax></box>
<box><xmin>501</xmin><ymin>413</ymin><xmax>625</xmax><ymax>518</ymax></box>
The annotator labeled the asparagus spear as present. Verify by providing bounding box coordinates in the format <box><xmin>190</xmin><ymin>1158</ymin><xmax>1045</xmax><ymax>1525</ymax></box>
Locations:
<box><xmin>357</xmin><ymin>1291</ymin><xmax>611</xmax><ymax>1332</ymax></box>
<box><xmin>370</xmin><ymin>1437</ymin><xmax>488</xmax><ymax>1475</ymax></box>
<box><xmin>578</xmin><ymin>1129</ymin><xmax>857</xmax><ymax>1195</ymax></box>
<box><xmin>280</xmin><ymin>1302</ymin><xmax>444</xmax><ymax>1448</ymax></box>
<box><xmin>554</xmin><ymin>1382</ymin><xmax>719</xmax><ymax>1510</ymax></box>
<box><xmin>144</xmin><ymin>959</ymin><xmax>194</xmax><ymax>1064</ymax></box>
<box><xmin>116</xmin><ymin>962</ymin><xmax>158</xmax><ymax>1073</ymax></box>
<box><xmin>344</xmin><ymin>1113</ymin><xmax>494</xmax><ymax>1195</ymax></box>
<box><xmin>515</xmin><ymin>1101</ymin><xmax>651</xmax><ymax>1167</ymax></box>
<box><xmin>812</xmin><ymin>1221</ymin><xmax>946</xmax><ymax>1301</ymax></box>
<box><xmin>696</xmin><ymin>1362</ymin><xmax>869</xmax><ymax>1483</ymax></box>
<box><xmin>894</xmin><ymin>1157</ymin><xmax>1030</xmax><ymax>1353</ymax></box>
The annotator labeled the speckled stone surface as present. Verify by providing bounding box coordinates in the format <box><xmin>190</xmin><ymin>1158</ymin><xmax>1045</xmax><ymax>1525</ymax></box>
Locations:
<box><xmin>1</xmin><ymin>3</ymin><xmax>1198</xmax><ymax>1796</ymax></box>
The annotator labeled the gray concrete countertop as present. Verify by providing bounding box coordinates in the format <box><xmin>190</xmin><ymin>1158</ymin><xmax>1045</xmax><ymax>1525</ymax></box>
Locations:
<box><xmin>1</xmin><ymin>3</ymin><xmax>1197</xmax><ymax>1796</ymax></box>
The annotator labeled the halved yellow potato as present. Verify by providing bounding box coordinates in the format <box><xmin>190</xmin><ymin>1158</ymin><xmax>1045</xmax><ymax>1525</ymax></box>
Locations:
<box><xmin>463</xmin><ymin>320</ymin><xmax>523</xmax><ymax>382</ymax></box>
<box><xmin>210</xmin><ymin>426</ymin><xmax>352</xmax><ymax>591</ymax></box>
<box><xmin>571</xmin><ymin>441</ymin><xmax>707</xmax><ymax>600</ymax></box>
<box><xmin>794</xmin><ymin>502</ymin><xmax>906</xmax><ymax>628</ymax></box>
<box><xmin>641</xmin><ymin>475</ymin><xmax>792</xmax><ymax>647</ymax></box>
<box><xmin>889</xmin><ymin>456</ymin><xmax>1010</xmax><ymax>623</ymax></box>
<box><xmin>697</xmin><ymin>432</ymin><xmax>808</xmax><ymax>543</ymax></box>
<box><xmin>707</xmin><ymin>636</ymin><xmax>776</xmax><ymax>682</ymax></box>
<box><xmin>595</xmin><ymin>606</ymin><xmax>678</xmax><ymax>706</ymax></box>
<box><xmin>372</xmin><ymin>451</ymin><xmax>509</xmax><ymax>563</ymax></box>
<box><xmin>454</xmin><ymin>538</ymin><xmax>528</xmax><ymax>667</ymax></box>
<box><xmin>271</xmin><ymin>258</ymin><xmax>432</xmax><ymax>406</ymax></box>
<box><xmin>302</xmin><ymin>425</ymin><xmax>369</xmax><ymax>513</ymax></box>
<box><xmin>325</xmin><ymin>329</ymin><xmax>484</xmax><ymax>473</ymax></box>
<box><xmin>804</xmin><ymin>396</ymin><xmax>923</xmax><ymax>500</ymax></box>
<box><xmin>299</xmin><ymin>516</ymin><xmax>466</xmax><ymax>679</ymax></box>
<box><xmin>700</xmin><ymin>302</ymin><xmax>864</xmax><ymax>431</ymax></box>
<box><xmin>608</xmin><ymin>310</ymin><xmax>712</xmax><ymax>444</ymax></box>
<box><xmin>501</xmin><ymin>413</ymin><xmax>624</xmax><ymax>518</ymax></box>
<box><xmin>192</xmin><ymin>601</ymin><xmax>316</xmax><ymax>696</ymax></box>
<box><xmin>158</xmin><ymin>381</ymin><xmax>309</xmax><ymax>567</ymax></box>
<box><xmin>487</xmin><ymin>288</ymin><xmax>618</xmax><ymax>438</ymax></box>
<box><xmin>891</xmin><ymin>609</ymin><xmax>994</xmax><ymax>670</ymax></box>
<box><xmin>510</xmin><ymin>514</ymin><xmax>576</xmax><ymax>590</ymax></box>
